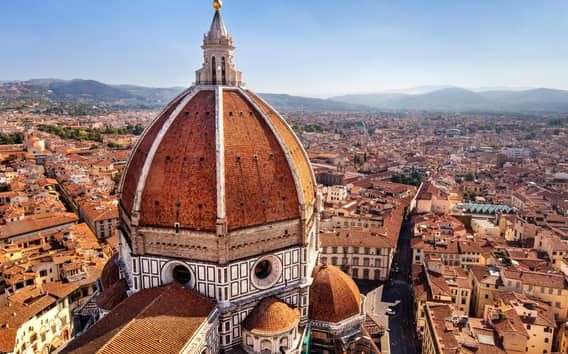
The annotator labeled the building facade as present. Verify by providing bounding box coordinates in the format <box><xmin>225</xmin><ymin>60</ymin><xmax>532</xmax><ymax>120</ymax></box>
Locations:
<box><xmin>319</xmin><ymin>229</ymin><xmax>395</xmax><ymax>281</ymax></box>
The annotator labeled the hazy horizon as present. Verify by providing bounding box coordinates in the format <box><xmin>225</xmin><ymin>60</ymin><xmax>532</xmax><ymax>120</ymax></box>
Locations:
<box><xmin>3</xmin><ymin>79</ymin><xmax>559</xmax><ymax>100</ymax></box>
<box><xmin>1</xmin><ymin>0</ymin><xmax>568</xmax><ymax>97</ymax></box>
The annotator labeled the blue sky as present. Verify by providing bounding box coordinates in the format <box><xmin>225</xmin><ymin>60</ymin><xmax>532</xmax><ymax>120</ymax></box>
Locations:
<box><xmin>1</xmin><ymin>0</ymin><xmax>567</xmax><ymax>97</ymax></box>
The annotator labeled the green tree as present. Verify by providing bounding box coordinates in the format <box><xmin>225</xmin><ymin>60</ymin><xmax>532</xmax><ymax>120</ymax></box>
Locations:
<box><xmin>107</xmin><ymin>141</ymin><xmax>121</xmax><ymax>149</ymax></box>
<box><xmin>0</xmin><ymin>133</ymin><xmax>23</xmax><ymax>145</ymax></box>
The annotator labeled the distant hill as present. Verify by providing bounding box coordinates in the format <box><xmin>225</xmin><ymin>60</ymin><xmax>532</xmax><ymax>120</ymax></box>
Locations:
<box><xmin>390</xmin><ymin>87</ymin><xmax>493</xmax><ymax>111</ymax></box>
<box><xmin>0</xmin><ymin>79</ymin><xmax>184</xmax><ymax>110</ymax></box>
<box><xmin>330</xmin><ymin>93</ymin><xmax>406</xmax><ymax>107</ymax></box>
<box><xmin>330</xmin><ymin>87</ymin><xmax>568</xmax><ymax>112</ymax></box>
<box><xmin>478</xmin><ymin>88</ymin><xmax>568</xmax><ymax>112</ymax></box>
<box><xmin>113</xmin><ymin>84</ymin><xmax>184</xmax><ymax>106</ymax></box>
<box><xmin>2</xmin><ymin>79</ymin><xmax>568</xmax><ymax>113</ymax></box>
<box><xmin>258</xmin><ymin>93</ymin><xmax>370</xmax><ymax>112</ymax></box>
<box><xmin>0</xmin><ymin>79</ymin><xmax>371</xmax><ymax>113</ymax></box>
<box><xmin>49</xmin><ymin>79</ymin><xmax>138</xmax><ymax>102</ymax></box>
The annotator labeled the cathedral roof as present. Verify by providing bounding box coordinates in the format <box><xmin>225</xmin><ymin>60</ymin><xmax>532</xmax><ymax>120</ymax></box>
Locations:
<box><xmin>119</xmin><ymin>87</ymin><xmax>315</xmax><ymax>232</ymax></box>
<box><xmin>242</xmin><ymin>297</ymin><xmax>300</xmax><ymax>335</ymax></box>
<box><xmin>309</xmin><ymin>264</ymin><xmax>362</xmax><ymax>323</ymax></box>
<box><xmin>119</xmin><ymin>1</ymin><xmax>316</xmax><ymax>234</ymax></box>
<box><xmin>63</xmin><ymin>283</ymin><xmax>214</xmax><ymax>354</ymax></box>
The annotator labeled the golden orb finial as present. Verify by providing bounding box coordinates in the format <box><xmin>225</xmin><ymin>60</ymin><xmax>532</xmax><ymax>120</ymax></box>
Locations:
<box><xmin>213</xmin><ymin>0</ymin><xmax>222</xmax><ymax>10</ymax></box>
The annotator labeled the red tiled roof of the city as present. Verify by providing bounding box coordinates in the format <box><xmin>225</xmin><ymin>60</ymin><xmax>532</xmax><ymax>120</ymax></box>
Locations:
<box><xmin>0</xmin><ymin>212</ymin><xmax>78</xmax><ymax>240</ymax></box>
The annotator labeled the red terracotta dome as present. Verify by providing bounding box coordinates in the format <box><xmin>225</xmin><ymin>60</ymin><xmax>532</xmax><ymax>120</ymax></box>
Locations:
<box><xmin>309</xmin><ymin>264</ymin><xmax>361</xmax><ymax>323</ymax></box>
<box><xmin>119</xmin><ymin>87</ymin><xmax>315</xmax><ymax>232</ymax></box>
<box><xmin>242</xmin><ymin>297</ymin><xmax>300</xmax><ymax>335</ymax></box>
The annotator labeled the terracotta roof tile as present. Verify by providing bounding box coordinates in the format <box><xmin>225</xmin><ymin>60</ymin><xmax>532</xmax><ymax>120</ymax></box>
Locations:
<box><xmin>95</xmin><ymin>279</ymin><xmax>129</xmax><ymax>312</ymax></box>
<box><xmin>139</xmin><ymin>90</ymin><xmax>218</xmax><ymax>230</ymax></box>
<box><xmin>120</xmin><ymin>90</ymin><xmax>191</xmax><ymax>215</ymax></box>
<box><xmin>320</xmin><ymin>228</ymin><xmax>396</xmax><ymax>249</ymax></box>
<box><xmin>120</xmin><ymin>87</ymin><xmax>313</xmax><ymax>233</ymax></box>
<box><xmin>247</xmin><ymin>90</ymin><xmax>315</xmax><ymax>208</ymax></box>
<box><xmin>0</xmin><ymin>212</ymin><xmax>78</xmax><ymax>240</ymax></box>
<box><xmin>63</xmin><ymin>283</ymin><xmax>214</xmax><ymax>354</ymax></box>
<box><xmin>309</xmin><ymin>264</ymin><xmax>361</xmax><ymax>323</ymax></box>
<box><xmin>223</xmin><ymin>90</ymin><xmax>299</xmax><ymax>230</ymax></box>
<box><xmin>0</xmin><ymin>295</ymin><xmax>57</xmax><ymax>352</ymax></box>
<box><xmin>242</xmin><ymin>297</ymin><xmax>300</xmax><ymax>335</ymax></box>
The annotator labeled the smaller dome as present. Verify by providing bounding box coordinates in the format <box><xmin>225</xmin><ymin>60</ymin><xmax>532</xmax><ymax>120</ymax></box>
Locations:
<box><xmin>95</xmin><ymin>279</ymin><xmax>128</xmax><ymax>311</ymax></box>
<box><xmin>242</xmin><ymin>297</ymin><xmax>300</xmax><ymax>335</ymax></box>
<box><xmin>100</xmin><ymin>254</ymin><xmax>120</xmax><ymax>289</ymax></box>
<box><xmin>96</xmin><ymin>254</ymin><xmax>128</xmax><ymax>311</ymax></box>
<box><xmin>309</xmin><ymin>264</ymin><xmax>361</xmax><ymax>323</ymax></box>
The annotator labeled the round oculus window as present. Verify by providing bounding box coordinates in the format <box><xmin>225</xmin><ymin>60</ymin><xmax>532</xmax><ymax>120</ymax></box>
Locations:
<box><xmin>251</xmin><ymin>255</ymin><xmax>282</xmax><ymax>290</ymax></box>
<box><xmin>254</xmin><ymin>260</ymin><xmax>272</xmax><ymax>279</ymax></box>
<box><xmin>161</xmin><ymin>261</ymin><xmax>195</xmax><ymax>288</ymax></box>
<box><xmin>173</xmin><ymin>265</ymin><xmax>192</xmax><ymax>285</ymax></box>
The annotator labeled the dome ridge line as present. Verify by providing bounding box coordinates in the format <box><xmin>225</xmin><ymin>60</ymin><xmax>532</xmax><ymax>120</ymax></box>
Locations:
<box><xmin>215</xmin><ymin>86</ymin><xmax>227</xmax><ymax>235</ymax></box>
<box><xmin>132</xmin><ymin>87</ymin><xmax>202</xmax><ymax>223</ymax></box>
<box><xmin>245</xmin><ymin>90</ymin><xmax>318</xmax><ymax>194</ymax></box>
<box><xmin>238</xmin><ymin>88</ymin><xmax>306</xmax><ymax>219</ymax></box>
<box><xmin>118</xmin><ymin>87</ymin><xmax>194</xmax><ymax>201</ymax></box>
<box><xmin>242</xmin><ymin>90</ymin><xmax>319</xmax><ymax>220</ymax></box>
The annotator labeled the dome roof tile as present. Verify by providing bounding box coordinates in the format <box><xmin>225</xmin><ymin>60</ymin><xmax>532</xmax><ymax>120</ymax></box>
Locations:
<box><xmin>223</xmin><ymin>90</ymin><xmax>299</xmax><ymax>230</ymax></box>
<box><xmin>309</xmin><ymin>264</ymin><xmax>361</xmax><ymax>323</ymax></box>
<box><xmin>242</xmin><ymin>297</ymin><xmax>300</xmax><ymax>335</ymax></box>
<box><xmin>119</xmin><ymin>88</ymin><xmax>314</xmax><ymax>233</ymax></box>
<box><xmin>139</xmin><ymin>90</ymin><xmax>218</xmax><ymax>230</ymax></box>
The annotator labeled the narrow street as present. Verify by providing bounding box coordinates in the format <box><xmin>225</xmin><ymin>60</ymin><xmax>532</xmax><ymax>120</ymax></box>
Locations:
<box><xmin>382</xmin><ymin>218</ymin><xmax>418</xmax><ymax>354</ymax></box>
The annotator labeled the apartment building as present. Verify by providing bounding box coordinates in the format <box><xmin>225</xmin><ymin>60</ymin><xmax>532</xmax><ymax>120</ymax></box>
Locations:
<box><xmin>320</xmin><ymin>228</ymin><xmax>396</xmax><ymax>281</ymax></box>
